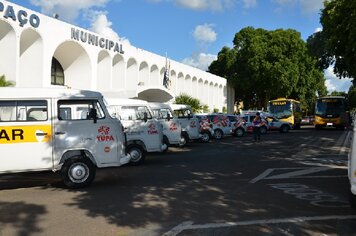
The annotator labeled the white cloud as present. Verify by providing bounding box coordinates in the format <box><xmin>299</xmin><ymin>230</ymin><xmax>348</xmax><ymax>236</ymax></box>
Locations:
<box><xmin>174</xmin><ymin>0</ymin><xmax>234</xmax><ymax>11</ymax></box>
<box><xmin>181</xmin><ymin>53</ymin><xmax>217</xmax><ymax>71</ymax></box>
<box><xmin>29</xmin><ymin>0</ymin><xmax>108</xmax><ymax>22</ymax></box>
<box><xmin>88</xmin><ymin>11</ymin><xmax>130</xmax><ymax>44</ymax></box>
<box><xmin>300</xmin><ymin>0</ymin><xmax>323</xmax><ymax>14</ymax></box>
<box><xmin>314</xmin><ymin>27</ymin><xmax>322</xmax><ymax>33</ymax></box>
<box><xmin>324</xmin><ymin>66</ymin><xmax>352</xmax><ymax>93</ymax></box>
<box><xmin>242</xmin><ymin>0</ymin><xmax>257</xmax><ymax>9</ymax></box>
<box><xmin>193</xmin><ymin>24</ymin><xmax>217</xmax><ymax>44</ymax></box>
<box><xmin>272</xmin><ymin>0</ymin><xmax>323</xmax><ymax>14</ymax></box>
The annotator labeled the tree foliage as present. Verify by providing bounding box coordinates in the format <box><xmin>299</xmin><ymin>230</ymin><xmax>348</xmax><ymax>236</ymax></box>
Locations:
<box><xmin>0</xmin><ymin>75</ymin><xmax>15</xmax><ymax>87</ymax></box>
<box><xmin>174</xmin><ymin>93</ymin><xmax>206</xmax><ymax>113</ymax></box>
<box><xmin>320</xmin><ymin>0</ymin><xmax>356</xmax><ymax>80</ymax></box>
<box><xmin>209</xmin><ymin>27</ymin><xmax>326</xmax><ymax>110</ymax></box>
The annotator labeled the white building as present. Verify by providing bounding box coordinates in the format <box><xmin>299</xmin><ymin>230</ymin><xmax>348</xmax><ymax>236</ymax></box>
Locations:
<box><xmin>0</xmin><ymin>0</ymin><xmax>235</xmax><ymax>112</ymax></box>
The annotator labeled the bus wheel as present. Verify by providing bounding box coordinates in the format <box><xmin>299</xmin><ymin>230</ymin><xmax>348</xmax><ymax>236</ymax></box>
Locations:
<box><xmin>127</xmin><ymin>144</ymin><xmax>146</xmax><ymax>166</ymax></box>
<box><xmin>61</xmin><ymin>156</ymin><xmax>96</xmax><ymax>189</ymax></box>
<box><xmin>234</xmin><ymin>128</ymin><xmax>245</xmax><ymax>137</ymax></box>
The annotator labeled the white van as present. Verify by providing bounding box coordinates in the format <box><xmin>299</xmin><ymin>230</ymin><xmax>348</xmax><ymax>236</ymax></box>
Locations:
<box><xmin>104</xmin><ymin>97</ymin><xmax>167</xmax><ymax>165</ymax></box>
<box><xmin>168</xmin><ymin>104</ymin><xmax>202</xmax><ymax>143</ymax></box>
<box><xmin>148</xmin><ymin>102</ymin><xmax>186</xmax><ymax>147</ymax></box>
<box><xmin>0</xmin><ymin>88</ymin><xmax>130</xmax><ymax>188</ymax></box>
<box><xmin>348</xmin><ymin>119</ymin><xmax>356</xmax><ymax>207</ymax></box>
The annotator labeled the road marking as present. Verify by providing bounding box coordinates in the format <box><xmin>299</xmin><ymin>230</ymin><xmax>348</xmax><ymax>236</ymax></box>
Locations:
<box><xmin>163</xmin><ymin>215</ymin><xmax>356</xmax><ymax>236</ymax></box>
<box><xmin>249</xmin><ymin>167</ymin><xmax>337</xmax><ymax>183</ymax></box>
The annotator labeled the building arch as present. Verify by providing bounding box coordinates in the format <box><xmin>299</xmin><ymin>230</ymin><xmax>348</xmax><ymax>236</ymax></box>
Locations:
<box><xmin>112</xmin><ymin>54</ymin><xmax>125</xmax><ymax>90</ymax></box>
<box><xmin>97</xmin><ymin>50</ymin><xmax>111</xmax><ymax>90</ymax></box>
<box><xmin>184</xmin><ymin>74</ymin><xmax>191</xmax><ymax>95</ymax></box>
<box><xmin>53</xmin><ymin>40</ymin><xmax>92</xmax><ymax>89</ymax></box>
<box><xmin>198</xmin><ymin>78</ymin><xmax>204</xmax><ymax>100</ymax></box>
<box><xmin>150</xmin><ymin>65</ymin><xmax>159</xmax><ymax>86</ymax></box>
<box><xmin>139</xmin><ymin>61</ymin><xmax>149</xmax><ymax>86</ymax></box>
<box><xmin>209</xmin><ymin>82</ymin><xmax>214</xmax><ymax>111</ymax></box>
<box><xmin>177</xmin><ymin>72</ymin><xmax>184</xmax><ymax>95</ymax></box>
<box><xmin>19</xmin><ymin>28</ymin><xmax>43</xmax><ymax>87</ymax></box>
<box><xmin>203</xmin><ymin>80</ymin><xmax>209</xmax><ymax>109</ymax></box>
<box><xmin>213</xmin><ymin>83</ymin><xmax>219</xmax><ymax>111</ymax></box>
<box><xmin>170</xmin><ymin>70</ymin><xmax>177</xmax><ymax>92</ymax></box>
<box><xmin>126</xmin><ymin>57</ymin><xmax>138</xmax><ymax>90</ymax></box>
<box><xmin>191</xmin><ymin>76</ymin><xmax>198</xmax><ymax>98</ymax></box>
<box><xmin>0</xmin><ymin>20</ymin><xmax>16</xmax><ymax>84</ymax></box>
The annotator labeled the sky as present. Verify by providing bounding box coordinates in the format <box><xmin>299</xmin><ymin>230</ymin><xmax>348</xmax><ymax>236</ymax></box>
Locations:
<box><xmin>7</xmin><ymin>0</ymin><xmax>353</xmax><ymax>93</ymax></box>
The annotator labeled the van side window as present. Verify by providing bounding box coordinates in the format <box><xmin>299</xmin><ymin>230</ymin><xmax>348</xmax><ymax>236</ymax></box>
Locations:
<box><xmin>0</xmin><ymin>100</ymin><xmax>48</xmax><ymax>122</ymax></box>
<box><xmin>174</xmin><ymin>109</ymin><xmax>191</xmax><ymax>118</ymax></box>
<box><xmin>58</xmin><ymin>100</ymin><xmax>105</xmax><ymax>121</ymax></box>
<box><xmin>120</xmin><ymin>106</ymin><xmax>152</xmax><ymax>121</ymax></box>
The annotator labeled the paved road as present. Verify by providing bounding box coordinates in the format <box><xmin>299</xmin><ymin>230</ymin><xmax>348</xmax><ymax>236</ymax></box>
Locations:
<box><xmin>1</xmin><ymin>126</ymin><xmax>355</xmax><ymax>235</ymax></box>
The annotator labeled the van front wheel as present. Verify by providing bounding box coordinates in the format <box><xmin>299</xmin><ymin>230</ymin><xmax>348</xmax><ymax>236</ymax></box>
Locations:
<box><xmin>127</xmin><ymin>144</ymin><xmax>145</xmax><ymax>166</ymax></box>
<box><xmin>61</xmin><ymin>156</ymin><xmax>96</xmax><ymax>189</ymax></box>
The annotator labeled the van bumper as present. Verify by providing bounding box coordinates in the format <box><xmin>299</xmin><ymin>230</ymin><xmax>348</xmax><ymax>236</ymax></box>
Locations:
<box><xmin>120</xmin><ymin>154</ymin><xmax>131</xmax><ymax>165</ymax></box>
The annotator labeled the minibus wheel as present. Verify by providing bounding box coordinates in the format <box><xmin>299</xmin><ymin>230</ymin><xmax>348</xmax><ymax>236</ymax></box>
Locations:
<box><xmin>214</xmin><ymin>129</ymin><xmax>223</xmax><ymax>140</ymax></box>
<box><xmin>260</xmin><ymin>126</ymin><xmax>268</xmax><ymax>134</ymax></box>
<box><xmin>61</xmin><ymin>156</ymin><xmax>96</xmax><ymax>189</ymax></box>
<box><xmin>127</xmin><ymin>144</ymin><xmax>145</xmax><ymax>166</ymax></box>
<box><xmin>200</xmin><ymin>131</ymin><xmax>210</xmax><ymax>143</ymax></box>
<box><xmin>234</xmin><ymin>128</ymin><xmax>245</xmax><ymax>137</ymax></box>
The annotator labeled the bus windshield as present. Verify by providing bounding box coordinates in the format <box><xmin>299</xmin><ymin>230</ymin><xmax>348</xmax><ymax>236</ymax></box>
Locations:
<box><xmin>316</xmin><ymin>98</ymin><xmax>345</xmax><ymax>117</ymax></box>
<box><xmin>268</xmin><ymin>101</ymin><xmax>292</xmax><ymax>119</ymax></box>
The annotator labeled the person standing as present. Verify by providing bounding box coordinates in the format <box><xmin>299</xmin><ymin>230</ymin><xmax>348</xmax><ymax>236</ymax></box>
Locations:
<box><xmin>252</xmin><ymin>112</ymin><xmax>262</xmax><ymax>142</ymax></box>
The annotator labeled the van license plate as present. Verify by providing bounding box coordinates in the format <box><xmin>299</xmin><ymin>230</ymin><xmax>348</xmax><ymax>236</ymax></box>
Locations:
<box><xmin>327</xmin><ymin>122</ymin><xmax>333</xmax><ymax>126</ymax></box>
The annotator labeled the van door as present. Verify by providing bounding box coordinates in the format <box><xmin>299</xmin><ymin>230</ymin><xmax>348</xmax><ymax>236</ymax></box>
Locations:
<box><xmin>53</xmin><ymin>99</ymin><xmax>120</xmax><ymax>166</ymax></box>
<box><xmin>0</xmin><ymin>99</ymin><xmax>53</xmax><ymax>172</ymax></box>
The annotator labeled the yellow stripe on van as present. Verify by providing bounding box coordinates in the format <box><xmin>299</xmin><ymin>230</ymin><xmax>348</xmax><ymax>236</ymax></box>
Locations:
<box><xmin>0</xmin><ymin>125</ymin><xmax>52</xmax><ymax>144</ymax></box>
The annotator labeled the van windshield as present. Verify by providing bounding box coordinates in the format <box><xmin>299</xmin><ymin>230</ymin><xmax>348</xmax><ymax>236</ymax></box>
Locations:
<box><xmin>121</xmin><ymin>106</ymin><xmax>152</xmax><ymax>121</ymax></box>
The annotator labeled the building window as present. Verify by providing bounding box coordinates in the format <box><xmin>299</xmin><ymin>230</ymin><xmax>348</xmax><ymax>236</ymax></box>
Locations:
<box><xmin>51</xmin><ymin>57</ymin><xmax>64</xmax><ymax>85</ymax></box>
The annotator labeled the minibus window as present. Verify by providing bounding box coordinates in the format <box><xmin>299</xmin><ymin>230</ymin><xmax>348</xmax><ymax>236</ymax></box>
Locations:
<box><xmin>0</xmin><ymin>100</ymin><xmax>47</xmax><ymax>122</ymax></box>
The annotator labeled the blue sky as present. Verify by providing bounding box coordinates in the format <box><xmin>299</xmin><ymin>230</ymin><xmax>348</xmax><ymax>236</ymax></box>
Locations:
<box><xmin>7</xmin><ymin>0</ymin><xmax>353</xmax><ymax>92</ymax></box>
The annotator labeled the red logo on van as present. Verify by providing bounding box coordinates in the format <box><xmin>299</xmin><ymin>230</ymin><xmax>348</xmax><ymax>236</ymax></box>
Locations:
<box><xmin>169</xmin><ymin>122</ymin><xmax>178</xmax><ymax>131</ymax></box>
<box><xmin>190</xmin><ymin>121</ymin><xmax>196</xmax><ymax>128</ymax></box>
<box><xmin>97</xmin><ymin>126</ymin><xmax>115</xmax><ymax>142</ymax></box>
<box><xmin>148</xmin><ymin>123</ymin><xmax>158</xmax><ymax>135</ymax></box>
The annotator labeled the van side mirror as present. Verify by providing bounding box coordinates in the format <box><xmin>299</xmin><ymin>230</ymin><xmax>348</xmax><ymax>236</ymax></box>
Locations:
<box><xmin>89</xmin><ymin>108</ymin><xmax>98</xmax><ymax>123</ymax></box>
<box><xmin>143</xmin><ymin>112</ymin><xmax>148</xmax><ymax>122</ymax></box>
<box><xmin>167</xmin><ymin>113</ymin><xmax>171</xmax><ymax>121</ymax></box>
<box><xmin>187</xmin><ymin>113</ymin><xmax>192</xmax><ymax>120</ymax></box>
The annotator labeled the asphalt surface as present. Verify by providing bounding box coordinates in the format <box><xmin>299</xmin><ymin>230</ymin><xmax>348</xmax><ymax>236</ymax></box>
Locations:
<box><xmin>0</xmin><ymin>126</ymin><xmax>355</xmax><ymax>236</ymax></box>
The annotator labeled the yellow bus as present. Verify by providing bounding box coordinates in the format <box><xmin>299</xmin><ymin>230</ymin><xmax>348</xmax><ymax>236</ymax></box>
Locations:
<box><xmin>267</xmin><ymin>98</ymin><xmax>302</xmax><ymax>129</ymax></box>
<box><xmin>314</xmin><ymin>96</ymin><xmax>348</xmax><ymax>129</ymax></box>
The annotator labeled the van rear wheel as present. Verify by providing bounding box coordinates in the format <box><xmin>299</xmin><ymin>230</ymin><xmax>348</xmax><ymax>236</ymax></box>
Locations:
<box><xmin>61</xmin><ymin>156</ymin><xmax>96</xmax><ymax>189</ymax></box>
<box><xmin>127</xmin><ymin>144</ymin><xmax>145</xmax><ymax>166</ymax></box>
<box><xmin>200</xmin><ymin>131</ymin><xmax>211</xmax><ymax>143</ymax></box>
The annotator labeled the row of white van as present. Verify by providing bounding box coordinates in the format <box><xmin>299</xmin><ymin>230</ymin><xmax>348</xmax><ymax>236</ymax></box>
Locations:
<box><xmin>0</xmin><ymin>87</ymin><xmax>211</xmax><ymax>189</ymax></box>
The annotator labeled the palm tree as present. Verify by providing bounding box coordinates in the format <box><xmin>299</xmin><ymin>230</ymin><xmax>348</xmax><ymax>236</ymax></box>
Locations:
<box><xmin>0</xmin><ymin>75</ymin><xmax>15</xmax><ymax>87</ymax></box>
<box><xmin>174</xmin><ymin>93</ymin><xmax>205</xmax><ymax>113</ymax></box>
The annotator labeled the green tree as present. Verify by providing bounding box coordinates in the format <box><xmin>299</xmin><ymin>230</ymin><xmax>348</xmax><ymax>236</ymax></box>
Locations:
<box><xmin>320</xmin><ymin>0</ymin><xmax>356</xmax><ymax>80</ymax></box>
<box><xmin>209</xmin><ymin>27</ymin><xmax>326</xmax><ymax>110</ymax></box>
<box><xmin>174</xmin><ymin>93</ymin><xmax>204</xmax><ymax>113</ymax></box>
<box><xmin>0</xmin><ymin>75</ymin><xmax>15</xmax><ymax>87</ymax></box>
<box><xmin>348</xmin><ymin>86</ymin><xmax>356</xmax><ymax>111</ymax></box>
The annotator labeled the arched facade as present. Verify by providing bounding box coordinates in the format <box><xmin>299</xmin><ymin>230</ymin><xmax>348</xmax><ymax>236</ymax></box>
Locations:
<box><xmin>0</xmin><ymin>0</ymin><xmax>235</xmax><ymax>112</ymax></box>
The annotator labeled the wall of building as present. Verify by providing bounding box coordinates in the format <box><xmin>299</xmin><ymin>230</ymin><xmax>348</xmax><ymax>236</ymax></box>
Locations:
<box><xmin>0</xmin><ymin>0</ymin><xmax>235</xmax><ymax>113</ymax></box>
